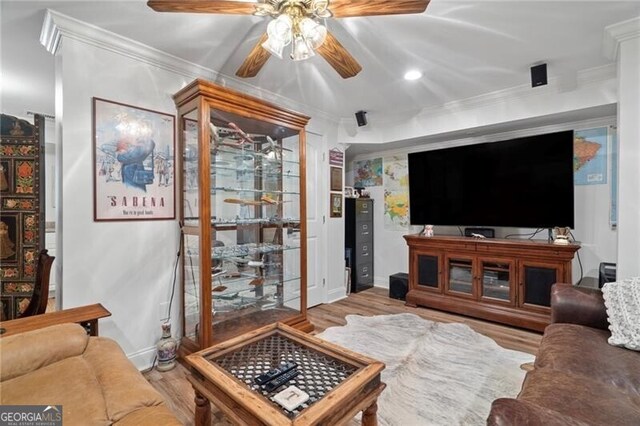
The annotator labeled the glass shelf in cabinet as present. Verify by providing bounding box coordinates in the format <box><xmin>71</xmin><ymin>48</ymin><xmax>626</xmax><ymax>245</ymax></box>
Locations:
<box><xmin>211</xmin><ymin>165</ymin><xmax>300</xmax><ymax>179</ymax></box>
<box><xmin>213</xmin><ymin>147</ymin><xmax>300</xmax><ymax>165</ymax></box>
<box><xmin>211</xmin><ymin>276</ymin><xmax>302</xmax><ymax>299</ymax></box>
<box><xmin>212</xmin><ymin>243</ymin><xmax>301</xmax><ymax>260</ymax></box>
<box><xmin>211</xmin><ymin>218</ymin><xmax>300</xmax><ymax>229</ymax></box>
<box><xmin>211</xmin><ymin>187</ymin><xmax>301</xmax><ymax>196</ymax></box>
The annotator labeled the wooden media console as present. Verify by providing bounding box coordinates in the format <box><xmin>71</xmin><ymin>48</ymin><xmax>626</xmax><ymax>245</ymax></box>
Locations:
<box><xmin>404</xmin><ymin>235</ymin><xmax>580</xmax><ymax>332</ymax></box>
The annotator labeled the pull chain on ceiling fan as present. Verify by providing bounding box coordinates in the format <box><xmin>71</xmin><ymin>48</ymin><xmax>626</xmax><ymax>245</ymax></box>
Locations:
<box><xmin>147</xmin><ymin>0</ymin><xmax>431</xmax><ymax>79</ymax></box>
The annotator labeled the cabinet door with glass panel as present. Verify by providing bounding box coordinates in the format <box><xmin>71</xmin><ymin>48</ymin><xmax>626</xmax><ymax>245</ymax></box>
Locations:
<box><xmin>175</xmin><ymin>79</ymin><xmax>312</xmax><ymax>354</ymax></box>
<box><xmin>478</xmin><ymin>257</ymin><xmax>515</xmax><ymax>306</ymax></box>
<box><xmin>443</xmin><ymin>254</ymin><xmax>476</xmax><ymax>299</ymax></box>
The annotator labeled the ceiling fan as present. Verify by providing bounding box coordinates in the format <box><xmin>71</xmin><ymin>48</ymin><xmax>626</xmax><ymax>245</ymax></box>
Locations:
<box><xmin>147</xmin><ymin>0</ymin><xmax>430</xmax><ymax>79</ymax></box>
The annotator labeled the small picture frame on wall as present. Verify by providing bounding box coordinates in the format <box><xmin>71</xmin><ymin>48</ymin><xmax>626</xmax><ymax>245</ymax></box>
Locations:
<box><xmin>330</xmin><ymin>166</ymin><xmax>343</xmax><ymax>192</ymax></box>
<box><xmin>330</xmin><ymin>193</ymin><xmax>343</xmax><ymax>218</ymax></box>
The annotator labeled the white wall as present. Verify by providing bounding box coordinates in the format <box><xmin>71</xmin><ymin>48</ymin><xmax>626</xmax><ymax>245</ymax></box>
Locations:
<box><xmin>612</xmin><ymin>21</ymin><xmax>640</xmax><ymax>279</ymax></box>
<box><xmin>347</xmin><ymin>118</ymin><xmax>618</xmax><ymax>290</ymax></box>
<box><xmin>58</xmin><ymin>37</ymin><xmax>189</xmax><ymax>369</ymax></box>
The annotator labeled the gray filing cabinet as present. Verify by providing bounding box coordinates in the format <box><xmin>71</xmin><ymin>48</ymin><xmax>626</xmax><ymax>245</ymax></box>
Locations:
<box><xmin>345</xmin><ymin>198</ymin><xmax>374</xmax><ymax>293</ymax></box>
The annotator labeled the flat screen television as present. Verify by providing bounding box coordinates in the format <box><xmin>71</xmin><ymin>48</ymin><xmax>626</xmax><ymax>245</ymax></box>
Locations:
<box><xmin>408</xmin><ymin>130</ymin><xmax>575</xmax><ymax>228</ymax></box>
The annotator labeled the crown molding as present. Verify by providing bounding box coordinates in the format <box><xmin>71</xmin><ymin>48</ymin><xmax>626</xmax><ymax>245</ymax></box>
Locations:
<box><xmin>577</xmin><ymin>63</ymin><xmax>617</xmax><ymax>86</ymax></box>
<box><xmin>604</xmin><ymin>16</ymin><xmax>640</xmax><ymax>60</ymax></box>
<box><xmin>40</xmin><ymin>10</ymin><xmax>61</xmax><ymax>54</ymax></box>
<box><xmin>39</xmin><ymin>9</ymin><xmax>340</xmax><ymax>125</ymax></box>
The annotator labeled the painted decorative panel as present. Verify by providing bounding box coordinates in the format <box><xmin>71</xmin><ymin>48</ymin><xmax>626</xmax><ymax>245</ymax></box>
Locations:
<box><xmin>0</xmin><ymin>114</ymin><xmax>45</xmax><ymax>320</ymax></box>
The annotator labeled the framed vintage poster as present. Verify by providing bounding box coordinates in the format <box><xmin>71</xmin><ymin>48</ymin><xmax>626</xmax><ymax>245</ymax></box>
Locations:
<box><xmin>330</xmin><ymin>193</ymin><xmax>343</xmax><ymax>218</ymax></box>
<box><xmin>330</xmin><ymin>166</ymin><xmax>343</xmax><ymax>192</ymax></box>
<box><xmin>93</xmin><ymin>98</ymin><xmax>175</xmax><ymax>221</ymax></box>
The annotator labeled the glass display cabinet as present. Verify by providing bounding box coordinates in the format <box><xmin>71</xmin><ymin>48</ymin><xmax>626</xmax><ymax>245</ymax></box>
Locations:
<box><xmin>174</xmin><ymin>79</ymin><xmax>313</xmax><ymax>354</ymax></box>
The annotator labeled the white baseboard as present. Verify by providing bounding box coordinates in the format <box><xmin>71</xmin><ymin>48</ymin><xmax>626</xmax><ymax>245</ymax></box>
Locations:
<box><xmin>327</xmin><ymin>287</ymin><xmax>347</xmax><ymax>304</ymax></box>
<box><xmin>127</xmin><ymin>346</ymin><xmax>157</xmax><ymax>371</ymax></box>
<box><xmin>373</xmin><ymin>276</ymin><xmax>388</xmax><ymax>289</ymax></box>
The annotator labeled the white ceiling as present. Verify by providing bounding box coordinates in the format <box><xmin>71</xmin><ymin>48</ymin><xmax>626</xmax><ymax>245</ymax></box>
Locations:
<box><xmin>2</xmin><ymin>0</ymin><xmax>639</xmax><ymax>120</ymax></box>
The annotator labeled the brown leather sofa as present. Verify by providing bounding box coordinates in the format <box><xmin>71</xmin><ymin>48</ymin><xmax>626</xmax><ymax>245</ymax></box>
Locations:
<box><xmin>487</xmin><ymin>283</ymin><xmax>640</xmax><ymax>425</ymax></box>
<box><xmin>0</xmin><ymin>323</ymin><xmax>182</xmax><ymax>425</ymax></box>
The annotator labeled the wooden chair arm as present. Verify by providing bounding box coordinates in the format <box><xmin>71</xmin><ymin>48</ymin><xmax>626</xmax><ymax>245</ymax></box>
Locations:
<box><xmin>0</xmin><ymin>303</ymin><xmax>111</xmax><ymax>337</ymax></box>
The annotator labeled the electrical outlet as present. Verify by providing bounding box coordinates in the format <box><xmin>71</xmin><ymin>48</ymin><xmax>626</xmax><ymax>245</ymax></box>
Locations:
<box><xmin>159</xmin><ymin>302</ymin><xmax>170</xmax><ymax>322</ymax></box>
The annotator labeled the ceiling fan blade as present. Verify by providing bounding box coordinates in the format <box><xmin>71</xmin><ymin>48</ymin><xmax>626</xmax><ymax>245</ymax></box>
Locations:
<box><xmin>329</xmin><ymin>0</ymin><xmax>430</xmax><ymax>18</ymax></box>
<box><xmin>147</xmin><ymin>0</ymin><xmax>258</xmax><ymax>14</ymax></box>
<box><xmin>236</xmin><ymin>33</ymin><xmax>272</xmax><ymax>78</ymax></box>
<box><xmin>316</xmin><ymin>32</ymin><xmax>362</xmax><ymax>79</ymax></box>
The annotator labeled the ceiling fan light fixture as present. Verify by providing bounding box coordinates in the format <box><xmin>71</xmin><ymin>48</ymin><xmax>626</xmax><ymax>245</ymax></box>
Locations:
<box><xmin>267</xmin><ymin>14</ymin><xmax>293</xmax><ymax>44</ymax></box>
<box><xmin>299</xmin><ymin>17</ymin><xmax>327</xmax><ymax>50</ymax></box>
<box><xmin>290</xmin><ymin>34</ymin><xmax>315</xmax><ymax>61</ymax></box>
<box><xmin>262</xmin><ymin>36</ymin><xmax>287</xmax><ymax>59</ymax></box>
<box><xmin>310</xmin><ymin>0</ymin><xmax>332</xmax><ymax>18</ymax></box>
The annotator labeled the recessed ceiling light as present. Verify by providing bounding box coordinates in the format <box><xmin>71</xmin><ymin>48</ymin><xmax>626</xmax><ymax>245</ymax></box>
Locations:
<box><xmin>404</xmin><ymin>70</ymin><xmax>422</xmax><ymax>81</ymax></box>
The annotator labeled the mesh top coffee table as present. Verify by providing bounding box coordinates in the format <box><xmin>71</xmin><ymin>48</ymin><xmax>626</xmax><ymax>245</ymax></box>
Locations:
<box><xmin>186</xmin><ymin>322</ymin><xmax>386</xmax><ymax>426</ymax></box>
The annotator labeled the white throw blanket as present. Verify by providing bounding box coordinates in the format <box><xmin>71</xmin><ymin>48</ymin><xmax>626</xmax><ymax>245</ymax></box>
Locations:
<box><xmin>603</xmin><ymin>277</ymin><xmax>640</xmax><ymax>351</ymax></box>
<box><xmin>317</xmin><ymin>313</ymin><xmax>533</xmax><ymax>426</ymax></box>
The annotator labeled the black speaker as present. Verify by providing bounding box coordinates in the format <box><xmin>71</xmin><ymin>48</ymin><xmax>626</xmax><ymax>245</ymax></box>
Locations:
<box><xmin>599</xmin><ymin>262</ymin><xmax>616</xmax><ymax>288</ymax></box>
<box><xmin>531</xmin><ymin>63</ymin><xmax>548</xmax><ymax>87</ymax></box>
<box><xmin>389</xmin><ymin>272</ymin><xmax>409</xmax><ymax>301</ymax></box>
<box><xmin>464</xmin><ymin>227</ymin><xmax>495</xmax><ymax>238</ymax></box>
<box><xmin>355</xmin><ymin>111</ymin><xmax>368</xmax><ymax>127</ymax></box>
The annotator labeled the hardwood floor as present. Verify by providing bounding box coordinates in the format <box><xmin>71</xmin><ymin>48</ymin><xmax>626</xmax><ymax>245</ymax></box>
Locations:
<box><xmin>144</xmin><ymin>287</ymin><xmax>542</xmax><ymax>425</ymax></box>
<box><xmin>307</xmin><ymin>287</ymin><xmax>541</xmax><ymax>355</ymax></box>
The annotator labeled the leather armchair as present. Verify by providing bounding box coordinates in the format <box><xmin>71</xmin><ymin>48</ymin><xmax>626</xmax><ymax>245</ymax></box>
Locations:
<box><xmin>550</xmin><ymin>283</ymin><xmax>608</xmax><ymax>330</ymax></box>
<box><xmin>488</xmin><ymin>283</ymin><xmax>640</xmax><ymax>426</ymax></box>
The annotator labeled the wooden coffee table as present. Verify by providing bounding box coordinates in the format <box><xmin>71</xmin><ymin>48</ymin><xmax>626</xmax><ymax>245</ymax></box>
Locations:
<box><xmin>186</xmin><ymin>322</ymin><xmax>386</xmax><ymax>426</ymax></box>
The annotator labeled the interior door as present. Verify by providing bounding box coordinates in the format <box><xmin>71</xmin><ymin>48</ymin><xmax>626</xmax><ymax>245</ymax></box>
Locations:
<box><xmin>305</xmin><ymin>132</ymin><xmax>325</xmax><ymax>307</ymax></box>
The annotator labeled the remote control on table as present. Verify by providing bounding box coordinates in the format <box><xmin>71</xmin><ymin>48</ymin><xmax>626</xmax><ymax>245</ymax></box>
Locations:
<box><xmin>264</xmin><ymin>369</ymin><xmax>300</xmax><ymax>392</ymax></box>
<box><xmin>254</xmin><ymin>361</ymin><xmax>297</xmax><ymax>386</ymax></box>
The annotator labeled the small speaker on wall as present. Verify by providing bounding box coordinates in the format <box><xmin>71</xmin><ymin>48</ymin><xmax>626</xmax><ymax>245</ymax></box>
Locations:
<box><xmin>531</xmin><ymin>63</ymin><xmax>548</xmax><ymax>87</ymax></box>
<box><xmin>389</xmin><ymin>272</ymin><xmax>409</xmax><ymax>301</ymax></box>
<box><xmin>355</xmin><ymin>111</ymin><xmax>368</xmax><ymax>127</ymax></box>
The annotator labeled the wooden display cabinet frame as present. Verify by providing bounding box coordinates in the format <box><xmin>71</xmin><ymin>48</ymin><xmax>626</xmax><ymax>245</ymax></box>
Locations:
<box><xmin>404</xmin><ymin>235</ymin><xmax>580</xmax><ymax>332</ymax></box>
<box><xmin>174</xmin><ymin>79</ymin><xmax>314</xmax><ymax>355</ymax></box>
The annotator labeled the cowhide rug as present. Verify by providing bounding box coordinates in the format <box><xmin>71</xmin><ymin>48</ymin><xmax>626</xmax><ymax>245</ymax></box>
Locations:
<box><xmin>317</xmin><ymin>313</ymin><xmax>534</xmax><ymax>425</ymax></box>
